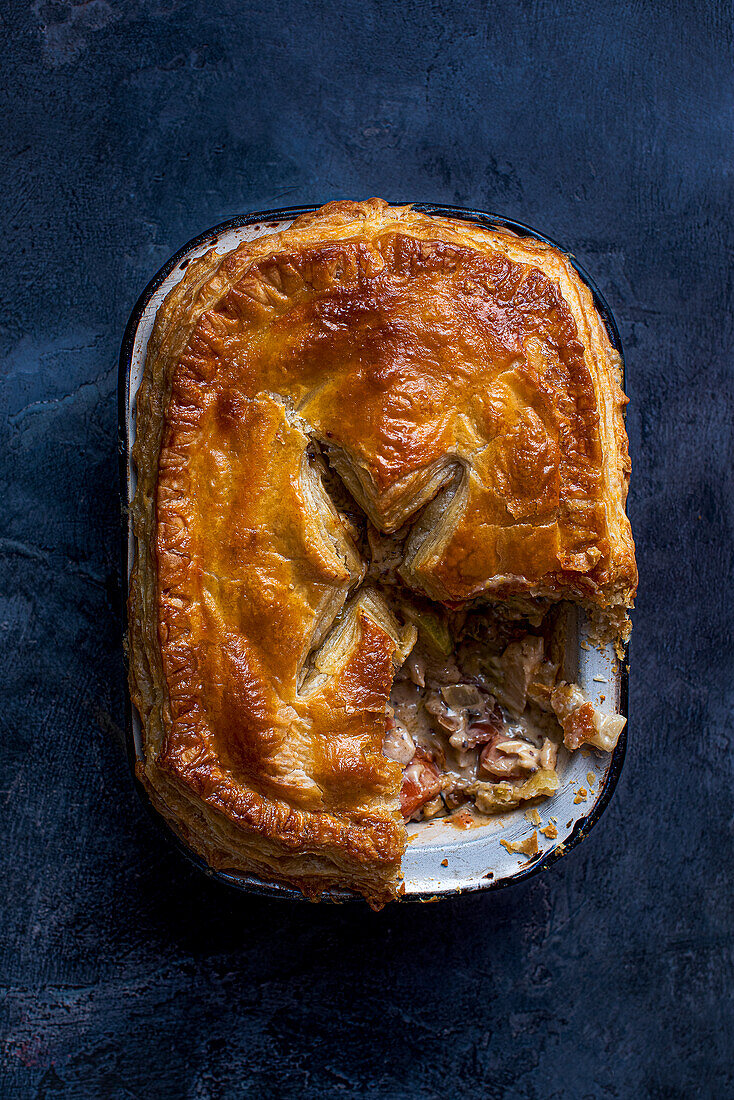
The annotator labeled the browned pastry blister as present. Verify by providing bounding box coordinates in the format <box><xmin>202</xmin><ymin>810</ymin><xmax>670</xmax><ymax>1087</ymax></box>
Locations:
<box><xmin>128</xmin><ymin>199</ymin><xmax>636</xmax><ymax>907</ymax></box>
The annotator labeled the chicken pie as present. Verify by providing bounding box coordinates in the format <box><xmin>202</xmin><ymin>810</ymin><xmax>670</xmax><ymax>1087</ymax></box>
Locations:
<box><xmin>128</xmin><ymin>199</ymin><xmax>636</xmax><ymax>907</ymax></box>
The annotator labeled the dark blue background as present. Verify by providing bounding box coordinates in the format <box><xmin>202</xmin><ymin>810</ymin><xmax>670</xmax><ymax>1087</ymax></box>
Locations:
<box><xmin>2</xmin><ymin>2</ymin><xmax>732</xmax><ymax>1097</ymax></box>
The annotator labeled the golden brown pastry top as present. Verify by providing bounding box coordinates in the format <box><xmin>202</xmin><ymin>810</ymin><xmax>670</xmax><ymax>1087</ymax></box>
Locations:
<box><xmin>128</xmin><ymin>199</ymin><xmax>636</xmax><ymax>907</ymax></box>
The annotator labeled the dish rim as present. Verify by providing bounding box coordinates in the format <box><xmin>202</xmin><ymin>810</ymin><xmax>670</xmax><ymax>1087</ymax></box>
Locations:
<box><xmin>118</xmin><ymin>201</ymin><xmax>629</xmax><ymax>904</ymax></box>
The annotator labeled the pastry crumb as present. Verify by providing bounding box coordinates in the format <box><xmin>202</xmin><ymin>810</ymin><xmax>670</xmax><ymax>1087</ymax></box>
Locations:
<box><xmin>440</xmin><ymin>858</ymin><xmax>448</xmax><ymax>867</ymax></box>
<box><xmin>500</xmin><ymin>831</ymin><xmax>539</xmax><ymax>858</ymax></box>
<box><xmin>539</xmin><ymin>822</ymin><xmax>558</xmax><ymax>839</ymax></box>
<box><xmin>573</xmin><ymin>787</ymin><xmax>588</xmax><ymax>804</ymax></box>
<box><xmin>587</xmin><ymin>771</ymin><xmax>596</xmax><ymax>787</ymax></box>
<box><xmin>526</xmin><ymin>807</ymin><xmax>542</xmax><ymax>826</ymax></box>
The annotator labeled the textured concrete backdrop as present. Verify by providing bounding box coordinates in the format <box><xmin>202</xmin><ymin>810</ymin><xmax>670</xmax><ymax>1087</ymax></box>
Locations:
<box><xmin>2</xmin><ymin>2</ymin><xmax>732</xmax><ymax>1097</ymax></box>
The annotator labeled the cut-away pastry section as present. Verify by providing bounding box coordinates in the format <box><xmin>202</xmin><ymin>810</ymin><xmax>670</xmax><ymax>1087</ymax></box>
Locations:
<box><xmin>128</xmin><ymin>199</ymin><xmax>636</xmax><ymax>908</ymax></box>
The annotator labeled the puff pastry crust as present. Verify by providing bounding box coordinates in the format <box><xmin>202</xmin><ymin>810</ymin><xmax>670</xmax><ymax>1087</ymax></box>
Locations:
<box><xmin>128</xmin><ymin>199</ymin><xmax>636</xmax><ymax>907</ymax></box>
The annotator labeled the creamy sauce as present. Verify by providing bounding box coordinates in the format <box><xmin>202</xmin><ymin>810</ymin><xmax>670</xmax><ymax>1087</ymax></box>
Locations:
<box><xmin>385</xmin><ymin>632</ymin><xmax>561</xmax><ymax>821</ymax></box>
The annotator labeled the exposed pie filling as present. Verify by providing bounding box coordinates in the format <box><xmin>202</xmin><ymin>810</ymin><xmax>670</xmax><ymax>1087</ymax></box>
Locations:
<box><xmin>359</xmin><ymin>522</ymin><xmax>619</xmax><ymax>821</ymax></box>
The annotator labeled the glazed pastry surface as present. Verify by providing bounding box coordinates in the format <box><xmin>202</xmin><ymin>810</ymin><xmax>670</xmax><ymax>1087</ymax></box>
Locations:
<box><xmin>128</xmin><ymin>199</ymin><xmax>636</xmax><ymax>907</ymax></box>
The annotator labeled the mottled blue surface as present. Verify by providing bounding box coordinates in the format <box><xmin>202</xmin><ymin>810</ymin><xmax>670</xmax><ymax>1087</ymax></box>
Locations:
<box><xmin>2</xmin><ymin>2</ymin><xmax>732</xmax><ymax>1097</ymax></box>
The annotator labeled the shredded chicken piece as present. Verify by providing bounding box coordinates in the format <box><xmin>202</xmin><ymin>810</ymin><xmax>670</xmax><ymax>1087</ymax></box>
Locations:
<box><xmin>479</xmin><ymin>732</ymin><xmax>541</xmax><ymax>779</ymax></box>
<box><xmin>382</xmin><ymin>717</ymin><xmax>416</xmax><ymax>766</ymax></box>
<box><xmin>551</xmin><ymin>681</ymin><xmax>626</xmax><ymax>751</ymax></box>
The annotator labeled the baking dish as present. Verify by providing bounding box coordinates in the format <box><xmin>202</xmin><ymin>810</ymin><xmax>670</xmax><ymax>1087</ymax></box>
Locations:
<box><xmin>119</xmin><ymin>203</ymin><xmax>628</xmax><ymax>901</ymax></box>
